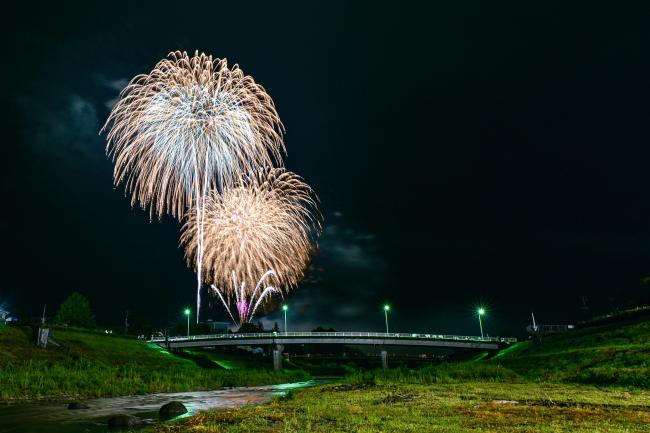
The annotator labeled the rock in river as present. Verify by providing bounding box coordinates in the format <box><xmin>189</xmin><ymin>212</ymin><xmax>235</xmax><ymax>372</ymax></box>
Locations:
<box><xmin>67</xmin><ymin>402</ymin><xmax>90</xmax><ymax>410</ymax></box>
<box><xmin>159</xmin><ymin>401</ymin><xmax>188</xmax><ymax>420</ymax></box>
<box><xmin>107</xmin><ymin>414</ymin><xmax>141</xmax><ymax>430</ymax></box>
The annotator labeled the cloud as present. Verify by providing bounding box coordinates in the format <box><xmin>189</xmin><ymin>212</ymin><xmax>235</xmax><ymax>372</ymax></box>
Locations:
<box><xmin>16</xmin><ymin>74</ymin><xmax>131</xmax><ymax>164</ymax></box>
<box><xmin>319</xmin><ymin>224</ymin><xmax>381</xmax><ymax>269</ymax></box>
<box><xmin>102</xmin><ymin>77</ymin><xmax>129</xmax><ymax>110</ymax></box>
<box><xmin>17</xmin><ymin>92</ymin><xmax>103</xmax><ymax>163</ymax></box>
<box><xmin>257</xmin><ymin>216</ymin><xmax>389</xmax><ymax>331</ymax></box>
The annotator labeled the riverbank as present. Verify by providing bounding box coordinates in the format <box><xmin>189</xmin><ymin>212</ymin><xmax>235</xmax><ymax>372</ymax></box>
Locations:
<box><xmin>0</xmin><ymin>381</ymin><xmax>324</xmax><ymax>433</ymax></box>
<box><xmin>142</xmin><ymin>310</ymin><xmax>650</xmax><ymax>432</ymax></box>
<box><xmin>491</xmin><ymin>308</ymin><xmax>650</xmax><ymax>387</ymax></box>
<box><xmin>142</xmin><ymin>380</ymin><xmax>650</xmax><ymax>433</ymax></box>
<box><xmin>0</xmin><ymin>326</ymin><xmax>308</xmax><ymax>403</ymax></box>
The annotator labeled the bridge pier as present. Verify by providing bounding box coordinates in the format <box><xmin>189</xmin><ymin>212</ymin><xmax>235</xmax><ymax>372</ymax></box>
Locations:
<box><xmin>273</xmin><ymin>344</ymin><xmax>284</xmax><ymax>371</ymax></box>
<box><xmin>381</xmin><ymin>350</ymin><xmax>388</xmax><ymax>369</ymax></box>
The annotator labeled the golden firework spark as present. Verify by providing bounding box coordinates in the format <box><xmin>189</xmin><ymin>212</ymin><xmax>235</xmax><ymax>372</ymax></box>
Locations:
<box><xmin>103</xmin><ymin>50</ymin><xmax>284</xmax><ymax>218</ymax></box>
<box><xmin>180</xmin><ymin>168</ymin><xmax>321</xmax><ymax>324</ymax></box>
<box><xmin>102</xmin><ymin>50</ymin><xmax>284</xmax><ymax>321</ymax></box>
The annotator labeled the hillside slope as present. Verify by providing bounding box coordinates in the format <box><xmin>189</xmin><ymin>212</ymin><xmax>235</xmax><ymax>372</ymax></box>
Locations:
<box><xmin>0</xmin><ymin>326</ymin><xmax>307</xmax><ymax>401</ymax></box>
<box><xmin>492</xmin><ymin>310</ymin><xmax>650</xmax><ymax>387</ymax></box>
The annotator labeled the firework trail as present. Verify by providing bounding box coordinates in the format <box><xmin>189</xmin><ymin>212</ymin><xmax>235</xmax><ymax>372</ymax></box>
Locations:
<box><xmin>211</xmin><ymin>270</ymin><xmax>279</xmax><ymax>325</ymax></box>
<box><xmin>181</xmin><ymin>168</ymin><xmax>321</xmax><ymax>325</ymax></box>
<box><xmin>102</xmin><ymin>51</ymin><xmax>284</xmax><ymax>321</ymax></box>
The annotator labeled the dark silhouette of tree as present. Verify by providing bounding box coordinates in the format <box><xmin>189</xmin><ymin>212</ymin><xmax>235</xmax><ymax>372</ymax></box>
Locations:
<box><xmin>55</xmin><ymin>293</ymin><xmax>95</xmax><ymax>328</ymax></box>
<box><xmin>237</xmin><ymin>322</ymin><xmax>265</xmax><ymax>333</ymax></box>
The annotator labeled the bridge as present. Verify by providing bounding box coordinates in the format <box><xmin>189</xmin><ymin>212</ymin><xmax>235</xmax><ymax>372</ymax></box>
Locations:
<box><xmin>149</xmin><ymin>332</ymin><xmax>518</xmax><ymax>370</ymax></box>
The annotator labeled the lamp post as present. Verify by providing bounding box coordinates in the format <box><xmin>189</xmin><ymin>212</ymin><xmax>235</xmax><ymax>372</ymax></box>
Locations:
<box><xmin>477</xmin><ymin>308</ymin><xmax>485</xmax><ymax>338</ymax></box>
<box><xmin>282</xmin><ymin>305</ymin><xmax>288</xmax><ymax>334</ymax></box>
<box><xmin>184</xmin><ymin>308</ymin><xmax>190</xmax><ymax>337</ymax></box>
<box><xmin>383</xmin><ymin>304</ymin><xmax>390</xmax><ymax>334</ymax></box>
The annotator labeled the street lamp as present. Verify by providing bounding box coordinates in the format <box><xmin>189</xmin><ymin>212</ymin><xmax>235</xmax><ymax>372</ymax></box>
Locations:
<box><xmin>383</xmin><ymin>304</ymin><xmax>391</xmax><ymax>334</ymax></box>
<box><xmin>184</xmin><ymin>308</ymin><xmax>190</xmax><ymax>337</ymax></box>
<box><xmin>282</xmin><ymin>305</ymin><xmax>288</xmax><ymax>334</ymax></box>
<box><xmin>477</xmin><ymin>308</ymin><xmax>485</xmax><ymax>338</ymax></box>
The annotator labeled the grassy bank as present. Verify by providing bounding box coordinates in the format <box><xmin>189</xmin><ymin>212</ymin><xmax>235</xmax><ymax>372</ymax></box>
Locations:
<box><xmin>0</xmin><ymin>326</ymin><xmax>308</xmax><ymax>402</ymax></box>
<box><xmin>142</xmin><ymin>313</ymin><xmax>650</xmax><ymax>432</ymax></box>
<box><xmin>143</xmin><ymin>381</ymin><xmax>649</xmax><ymax>432</ymax></box>
<box><xmin>491</xmin><ymin>310</ymin><xmax>650</xmax><ymax>387</ymax></box>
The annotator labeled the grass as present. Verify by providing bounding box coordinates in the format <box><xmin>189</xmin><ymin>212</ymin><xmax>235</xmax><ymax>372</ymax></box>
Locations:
<box><xmin>183</xmin><ymin>348</ymin><xmax>272</xmax><ymax>370</ymax></box>
<box><xmin>491</xmin><ymin>312</ymin><xmax>650</xmax><ymax>387</ymax></box>
<box><xmin>142</xmin><ymin>312</ymin><xmax>650</xmax><ymax>432</ymax></box>
<box><xmin>143</xmin><ymin>381</ymin><xmax>650</xmax><ymax>432</ymax></box>
<box><xmin>0</xmin><ymin>326</ymin><xmax>308</xmax><ymax>402</ymax></box>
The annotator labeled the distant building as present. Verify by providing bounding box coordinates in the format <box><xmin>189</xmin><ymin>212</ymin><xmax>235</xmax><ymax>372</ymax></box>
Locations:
<box><xmin>0</xmin><ymin>308</ymin><xmax>16</xmax><ymax>324</ymax></box>
<box><xmin>526</xmin><ymin>324</ymin><xmax>574</xmax><ymax>336</ymax></box>
<box><xmin>204</xmin><ymin>320</ymin><xmax>230</xmax><ymax>334</ymax></box>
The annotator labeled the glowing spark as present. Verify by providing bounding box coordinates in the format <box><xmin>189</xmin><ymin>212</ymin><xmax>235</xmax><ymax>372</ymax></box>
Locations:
<box><xmin>211</xmin><ymin>271</ymin><xmax>278</xmax><ymax>325</ymax></box>
<box><xmin>102</xmin><ymin>51</ymin><xmax>285</xmax><ymax>321</ymax></box>
<box><xmin>182</xmin><ymin>168</ymin><xmax>321</xmax><ymax>324</ymax></box>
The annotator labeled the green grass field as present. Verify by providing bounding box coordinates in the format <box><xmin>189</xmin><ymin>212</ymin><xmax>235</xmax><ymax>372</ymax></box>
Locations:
<box><xmin>491</xmin><ymin>311</ymin><xmax>650</xmax><ymax>387</ymax></box>
<box><xmin>143</xmin><ymin>381</ymin><xmax>649</xmax><ymax>433</ymax></box>
<box><xmin>143</xmin><ymin>310</ymin><xmax>650</xmax><ymax>433</ymax></box>
<box><xmin>0</xmin><ymin>326</ymin><xmax>307</xmax><ymax>402</ymax></box>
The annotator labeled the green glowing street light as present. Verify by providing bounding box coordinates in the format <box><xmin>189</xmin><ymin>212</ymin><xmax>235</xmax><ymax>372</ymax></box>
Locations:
<box><xmin>383</xmin><ymin>304</ymin><xmax>391</xmax><ymax>334</ymax></box>
<box><xmin>477</xmin><ymin>308</ymin><xmax>486</xmax><ymax>338</ymax></box>
<box><xmin>184</xmin><ymin>308</ymin><xmax>190</xmax><ymax>337</ymax></box>
<box><xmin>282</xmin><ymin>305</ymin><xmax>288</xmax><ymax>334</ymax></box>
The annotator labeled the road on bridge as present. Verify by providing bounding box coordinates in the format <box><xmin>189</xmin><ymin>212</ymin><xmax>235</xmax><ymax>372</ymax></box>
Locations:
<box><xmin>150</xmin><ymin>331</ymin><xmax>517</xmax><ymax>351</ymax></box>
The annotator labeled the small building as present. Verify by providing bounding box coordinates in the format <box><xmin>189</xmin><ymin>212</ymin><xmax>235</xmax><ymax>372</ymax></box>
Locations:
<box><xmin>526</xmin><ymin>324</ymin><xmax>574</xmax><ymax>336</ymax></box>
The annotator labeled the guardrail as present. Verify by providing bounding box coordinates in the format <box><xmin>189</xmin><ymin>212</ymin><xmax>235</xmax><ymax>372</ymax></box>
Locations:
<box><xmin>149</xmin><ymin>331</ymin><xmax>517</xmax><ymax>344</ymax></box>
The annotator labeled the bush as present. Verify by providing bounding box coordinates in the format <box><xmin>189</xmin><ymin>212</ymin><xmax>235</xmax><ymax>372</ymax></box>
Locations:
<box><xmin>344</xmin><ymin>370</ymin><xmax>376</xmax><ymax>386</ymax></box>
<box><xmin>570</xmin><ymin>367</ymin><xmax>650</xmax><ymax>388</ymax></box>
<box><xmin>344</xmin><ymin>364</ymin><xmax>520</xmax><ymax>386</ymax></box>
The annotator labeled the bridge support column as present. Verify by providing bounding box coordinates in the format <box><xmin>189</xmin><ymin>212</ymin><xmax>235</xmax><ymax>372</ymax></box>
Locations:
<box><xmin>381</xmin><ymin>350</ymin><xmax>388</xmax><ymax>369</ymax></box>
<box><xmin>273</xmin><ymin>344</ymin><xmax>284</xmax><ymax>371</ymax></box>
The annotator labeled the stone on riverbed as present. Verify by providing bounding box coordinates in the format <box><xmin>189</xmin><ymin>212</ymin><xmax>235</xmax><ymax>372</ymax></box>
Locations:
<box><xmin>159</xmin><ymin>401</ymin><xmax>188</xmax><ymax>420</ymax></box>
<box><xmin>67</xmin><ymin>402</ymin><xmax>90</xmax><ymax>410</ymax></box>
<box><xmin>107</xmin><ymin>414</ymin><xmax>141</xmax><ymax>430</ymax></box>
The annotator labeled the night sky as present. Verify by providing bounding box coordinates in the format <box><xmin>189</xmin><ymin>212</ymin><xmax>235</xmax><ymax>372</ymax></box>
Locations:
<box><xmin>1</xmin><ymin>2</ymin><xmax>646</xmax><ymax>336</ymax></box>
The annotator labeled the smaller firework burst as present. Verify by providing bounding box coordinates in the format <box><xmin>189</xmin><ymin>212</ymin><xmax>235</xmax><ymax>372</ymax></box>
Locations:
<box><xmin>181</xmin><ymin>168</ymin><xmax>321</xmax><ymax>324</ymax></box>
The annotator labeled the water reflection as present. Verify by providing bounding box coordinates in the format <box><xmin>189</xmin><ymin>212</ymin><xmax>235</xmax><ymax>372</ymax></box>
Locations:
<box><xmin>0</xmin><ymin>380</ymin><xmax>322</xmax><ymax>433</ymax></box>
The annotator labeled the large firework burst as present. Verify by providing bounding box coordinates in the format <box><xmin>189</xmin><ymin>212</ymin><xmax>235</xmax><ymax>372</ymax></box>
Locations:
<box><xmin>180</xmin><ymin>168</ymin><xmax>321</xmax><ymax>324</ymax></box>
<box><xmin>102</xmin><ymin>51</ymin><xmax>284</xmax><ymax>321</ymax></box>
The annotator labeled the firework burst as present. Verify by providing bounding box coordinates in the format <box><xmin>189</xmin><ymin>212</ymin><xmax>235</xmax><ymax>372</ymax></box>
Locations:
<box><xmin>180</xmin><ymin>168</ymin><xmax>321</xmax><ymax>325</ymax></box>
<box><xmin>102</xmin><ymin>51</ymin><xmax>284</xmax><ymax>321</ymax></box>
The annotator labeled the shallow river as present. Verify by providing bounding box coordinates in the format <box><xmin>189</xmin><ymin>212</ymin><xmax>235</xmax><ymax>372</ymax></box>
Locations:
<box><xmin>0</xmin><ymin>380</ymin><xmax>323</xmax><ymax>433</ymax></box>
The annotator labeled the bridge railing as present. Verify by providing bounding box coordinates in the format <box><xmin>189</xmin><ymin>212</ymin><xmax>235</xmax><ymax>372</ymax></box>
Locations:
<box><xmin>149</xmin><ymin>331</ymin><xmax>517</xmax><ymax>344</ymax></box>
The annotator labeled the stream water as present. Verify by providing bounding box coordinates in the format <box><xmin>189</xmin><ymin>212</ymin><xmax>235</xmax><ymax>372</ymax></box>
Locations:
<box><xmin>0</xmin><ymin>380</ymin><xmax>324</xmax><ymax>433</ymax></box>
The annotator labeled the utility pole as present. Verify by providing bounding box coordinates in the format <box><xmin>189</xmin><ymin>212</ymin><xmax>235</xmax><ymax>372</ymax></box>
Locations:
<box><xmin>477</xmin><ymin>308</ymin><xmax>485</xmax><ymax>338</ymax></box>
<box><xmin>184</xmin><ymin>309</ymin><xmax>190</xmax><ymax>337</ymax></box>
<box><xmin>124</xmin><ymin>310</ymin><xmax>129</xmax><ymax>335</ymax></box>
<box><xmin>531</xmin><ymin>312</ymin><xmax>537</xmax><ymax>331</ymax></box>
<box><xmin>282</xmin><ymin>305</ymin><xmax>288</xmax><ymax>335</ymax></box>
<box><xmin>41</xmin><ymin>304</ymin><xmax>47</xmax><ymax>325</ymax></box>
<box><xmin>383</xmin><ymin>305</ymin><xmax>390</xmax><ymax>333</ymax></box>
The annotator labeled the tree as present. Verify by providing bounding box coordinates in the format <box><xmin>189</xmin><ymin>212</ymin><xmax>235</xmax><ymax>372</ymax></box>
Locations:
<box><xmin>237</xmin><ymin>321</ymin><xmax>265</xmax><ymax>333</ymax></box>
<box><xmin>55</xmin><ymin>293</ymin><xmax>95</xmax><ymax>328</ymax></box>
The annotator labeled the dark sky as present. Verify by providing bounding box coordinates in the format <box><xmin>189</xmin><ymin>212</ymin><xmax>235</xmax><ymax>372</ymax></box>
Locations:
<box><xmin>1</xmin><ymin>2</ymin><xmax>646</xmax><ymax>336</ymax></box>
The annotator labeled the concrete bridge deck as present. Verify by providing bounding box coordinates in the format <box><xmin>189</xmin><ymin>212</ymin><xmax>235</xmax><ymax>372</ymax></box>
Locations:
<box><xmin>150</xmin><ymin>331</ymin><xmax>517</xmax><ymax>351</ymax></box>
